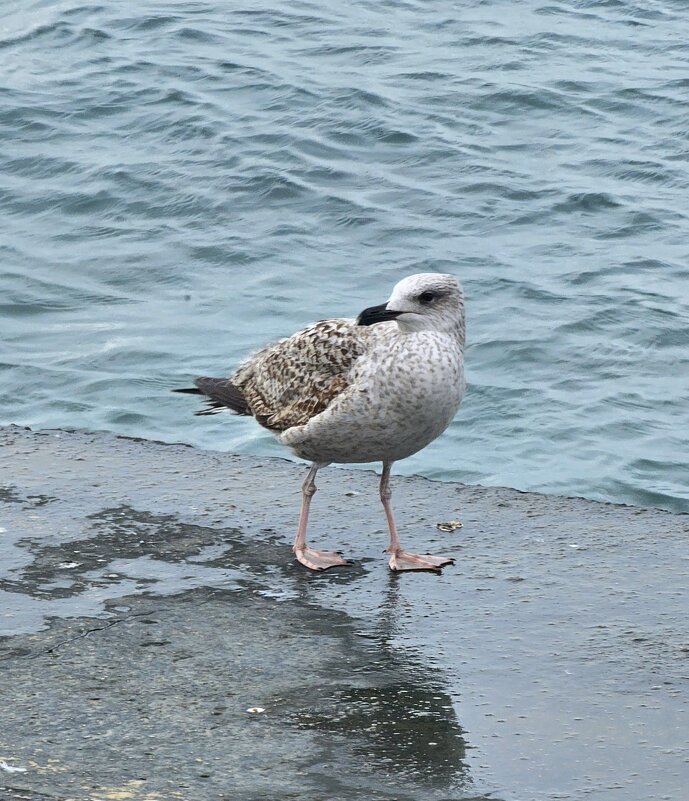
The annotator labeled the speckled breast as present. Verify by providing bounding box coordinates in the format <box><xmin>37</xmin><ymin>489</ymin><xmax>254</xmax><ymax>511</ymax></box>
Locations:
<box><xmin>280</xmin><ymin>331</ymin><xmax>465</xmax><ymax>465</ymax></box>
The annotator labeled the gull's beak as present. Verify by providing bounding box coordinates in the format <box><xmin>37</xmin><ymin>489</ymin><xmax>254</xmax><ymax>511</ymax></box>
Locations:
<box><xmin>356</xmin><ymin>303</ymin><xmax>403</xmax><ymax>326</ymax></box>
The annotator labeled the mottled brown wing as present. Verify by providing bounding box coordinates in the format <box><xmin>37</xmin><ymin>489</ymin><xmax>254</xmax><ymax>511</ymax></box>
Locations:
<box><xmin>231</xmin><ymin>318</ymin><xmax>364</xmax><ymax>432</ymax></box>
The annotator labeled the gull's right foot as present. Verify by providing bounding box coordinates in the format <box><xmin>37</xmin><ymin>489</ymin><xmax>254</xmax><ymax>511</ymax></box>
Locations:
<box><xmin>294</xmin><ymin>545</ymin><xmax>350</xmax><ymax>571</ymax></box>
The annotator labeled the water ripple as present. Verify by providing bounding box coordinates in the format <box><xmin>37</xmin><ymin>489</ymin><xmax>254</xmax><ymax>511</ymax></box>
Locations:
<box><xmin>0</xmin><ymin>0</ymin><xmax>688</xmax><ymax>512</ymax></box>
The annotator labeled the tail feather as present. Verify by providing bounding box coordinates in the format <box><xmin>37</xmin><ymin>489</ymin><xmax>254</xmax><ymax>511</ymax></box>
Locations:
<box><xmin>173</xmin><ymin>377</ymin><xmax>251</xmax><ymax>417</ymax></box>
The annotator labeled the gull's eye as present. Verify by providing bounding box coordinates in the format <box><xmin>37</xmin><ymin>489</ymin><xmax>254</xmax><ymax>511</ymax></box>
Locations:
<box><xmin>419</xmin><ymin>291</ymin><xmax>435</xmax><ymax>304</ymax></box>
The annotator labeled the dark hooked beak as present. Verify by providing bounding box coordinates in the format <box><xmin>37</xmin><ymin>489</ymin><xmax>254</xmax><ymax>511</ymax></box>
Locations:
<box><xmin>356</xmin><ymin>303</ymin><xmax>403</xmax><ymax>327</ymax></box>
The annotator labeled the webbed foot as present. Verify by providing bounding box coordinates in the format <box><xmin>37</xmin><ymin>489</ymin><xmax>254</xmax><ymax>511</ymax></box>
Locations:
<box><xmin>294</xmin><ymin>545</ymin><xmax>350</xmax><ymax>571</ymax></box>
<box><xmin>388</xmin><ymin>550</ymin><xmax>455</xmax><ymax>573</ymax></box>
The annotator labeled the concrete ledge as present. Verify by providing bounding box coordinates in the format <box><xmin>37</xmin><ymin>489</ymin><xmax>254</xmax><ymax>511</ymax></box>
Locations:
<box><xmin>1</xmin><ymin>426</ymin><xmax>688</xmax><ymax>801</ymax></box>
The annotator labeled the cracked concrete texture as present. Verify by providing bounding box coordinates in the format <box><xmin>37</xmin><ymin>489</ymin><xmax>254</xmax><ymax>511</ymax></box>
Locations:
<box><xmin>1</xmin><ymin>425</ymin><xmax>688</xmax><ymax>801</ymax></box>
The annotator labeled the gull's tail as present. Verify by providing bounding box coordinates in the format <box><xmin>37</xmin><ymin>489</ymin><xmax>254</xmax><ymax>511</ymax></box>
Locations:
<box><xmin>173</xmin><ymin>377</ymin><xmax>251</xmax><ymax>417</ymax></box>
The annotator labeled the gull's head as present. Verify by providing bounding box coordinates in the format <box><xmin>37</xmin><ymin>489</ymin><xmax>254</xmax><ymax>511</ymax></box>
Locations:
<box><xmin>357</xmin><ymin>273</ymin><xmax>464</xmax><ymax>337</ymax></box>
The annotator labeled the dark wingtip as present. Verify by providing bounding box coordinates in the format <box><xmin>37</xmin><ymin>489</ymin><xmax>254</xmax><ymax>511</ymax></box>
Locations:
<box><xmin>192</xmin><ymin>376</ymin><xmax>252</xmax><ymax>416</ymax></box>
<box><xmin>172</xmin><ymin>387</ymin><xmax>203</xmax><ymax>395</ymax></box>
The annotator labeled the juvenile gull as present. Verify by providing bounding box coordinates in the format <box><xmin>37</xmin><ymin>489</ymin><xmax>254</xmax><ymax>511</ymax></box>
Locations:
<box><xmin>175</xmin><ymin>273</ymin><xmax>466</xmax><ymax>572</ymax></box>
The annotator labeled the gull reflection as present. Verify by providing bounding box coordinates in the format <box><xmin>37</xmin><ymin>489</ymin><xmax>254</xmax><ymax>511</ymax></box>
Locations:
<box><xmin>291</xmin><ymin>571</ymin><xmax>470</xmax><ymax>792</ymax></box>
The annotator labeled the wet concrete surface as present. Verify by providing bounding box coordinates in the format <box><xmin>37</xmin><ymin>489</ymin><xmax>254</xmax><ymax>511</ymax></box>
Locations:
<box><xmin>0</xmin><ymin>425</ymin><xmax>688</xmax><ymax>801</ymax></box>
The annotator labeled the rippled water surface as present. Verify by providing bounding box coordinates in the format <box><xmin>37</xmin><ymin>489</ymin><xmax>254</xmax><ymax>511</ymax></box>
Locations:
<box><xmin>1</xmin><ymin>0</ymin><xmax>688</xmax><ymax>511</ymax></box>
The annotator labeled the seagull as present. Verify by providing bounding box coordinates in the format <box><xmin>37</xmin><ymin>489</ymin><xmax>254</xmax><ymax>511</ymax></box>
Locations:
<box><xmin>175</xmin><ymin>273</ymin><xmax>466</xmax><ymax>572</ymax></box>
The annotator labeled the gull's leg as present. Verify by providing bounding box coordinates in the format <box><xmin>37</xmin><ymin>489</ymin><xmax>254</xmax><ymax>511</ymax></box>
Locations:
<box><xmin>380</xmin><ymin>462</ymin><xmax>455</xmax><ymax>573</ymax></box>
<box><xmin>293</xmin><ymin>462</ymin><xmax>349</xmax><ymax>571</ymax></box>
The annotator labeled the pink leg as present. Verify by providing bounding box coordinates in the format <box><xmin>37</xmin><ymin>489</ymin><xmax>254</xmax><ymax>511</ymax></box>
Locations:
<box><xmin>293</xmin><ymin>463</ymin><xmax>349</xmax><ymax>571</ymax></box>
<box><xmin>380</xmin><ymin>462</ymin><xmax>455</xmax><ymax>573</ymax></box>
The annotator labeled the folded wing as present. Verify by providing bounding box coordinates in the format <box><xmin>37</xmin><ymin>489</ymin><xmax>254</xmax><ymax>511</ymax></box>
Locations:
<box><xmin>176</xmin><ymin>318</ymin><xmax>365</xmax><ymax>432</ymax></box>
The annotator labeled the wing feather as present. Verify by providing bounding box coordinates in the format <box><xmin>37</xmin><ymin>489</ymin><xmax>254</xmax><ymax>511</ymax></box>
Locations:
<box><xmin>232</xmin><ymin>318</ymin><xmax>364</xmax><ymax>431</ymax></box>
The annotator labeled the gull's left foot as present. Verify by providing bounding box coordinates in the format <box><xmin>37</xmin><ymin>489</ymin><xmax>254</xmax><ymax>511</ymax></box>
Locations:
<box><xmin>388</xmin><ymin>550</ymin><xmax>455</xmax><ymax>573</ymax></box>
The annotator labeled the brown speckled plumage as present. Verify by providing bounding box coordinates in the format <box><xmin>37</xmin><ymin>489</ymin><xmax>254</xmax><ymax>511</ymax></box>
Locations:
<box><xmin>231</xmin><ymin>318</ymin><xmax>364</xmax><ymax>432</ymax></box>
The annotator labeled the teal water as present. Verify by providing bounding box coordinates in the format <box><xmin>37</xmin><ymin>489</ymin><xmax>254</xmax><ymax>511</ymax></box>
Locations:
<box><xmin>1</xmin><ymin>0</ymin><xmax>688</xmax><ymax>512</ymax></box>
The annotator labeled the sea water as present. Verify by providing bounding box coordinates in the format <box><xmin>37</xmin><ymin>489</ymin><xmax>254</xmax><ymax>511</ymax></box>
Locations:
<box><xmin>1</xmin><ymin>0</ymin><xmax>688</xmax><ymax>511</ymax></box>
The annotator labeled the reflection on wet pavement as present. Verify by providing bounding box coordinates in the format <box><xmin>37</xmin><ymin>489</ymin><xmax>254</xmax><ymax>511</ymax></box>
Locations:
<box><xmin>292</xmin><ymin>680</ymin><xmax>466</xmax><ymax>786</ymax></box>
<box><xmin>287</xmin><ymin>574</ymin><xmax>469</xmax><ymax>789</ymax></box>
